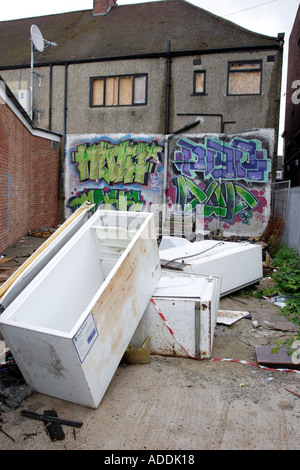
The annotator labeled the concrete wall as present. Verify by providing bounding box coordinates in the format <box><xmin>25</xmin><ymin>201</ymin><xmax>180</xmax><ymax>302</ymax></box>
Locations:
<box><xmin>170</xmin><ymin>50</ymin><xmax>281</xmax><ymax>137</ymax></box>
<box><xmin>0</xmin><ymin>81</ymin><xmax>60</xmax><ymax>253</ymax></box>
<box><xmin>0</xmin><ymin>48</ymin><xmax>281</xmax><ymax>238</ymax></box>
<box><xmin>1</xmin><ymin>47</ymin><xmax>282</xmax><ymax>141</ymax></box>
<box><xmin>65</xmin><ymin>129</ymin><xmax>274</xmax><ymax>239</ymax></box>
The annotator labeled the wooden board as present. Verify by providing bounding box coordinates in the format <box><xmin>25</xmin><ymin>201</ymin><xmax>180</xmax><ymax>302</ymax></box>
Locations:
<box><xmin>256</xmin><ymin>345</ymin><xmax>300</xmax><ymax>370</ymax></box>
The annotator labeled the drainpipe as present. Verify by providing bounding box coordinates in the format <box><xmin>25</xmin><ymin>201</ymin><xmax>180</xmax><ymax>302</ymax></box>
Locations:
<box><xmin>162</xmin><ymin>136</ymin><xmax>169</xmax><ymax>233</ymax></box>
<box><xmin>59</xmin><ymin>63</ymin><xmax>68</xmax><ymax>198</ymax></box>
<box><xmin>165</xmin><ymin>40</ymin><xmax>171</xmax><ymax>135</ymax></box>
<box><xmin>162</xmin><ymin>40</ymin><xmax>171</xmax><ymax>233</ymax></box>
<box><xmin>48</xmin><ymin>64</ymin><xmax>53</xmax><ymax>130</ymax></box>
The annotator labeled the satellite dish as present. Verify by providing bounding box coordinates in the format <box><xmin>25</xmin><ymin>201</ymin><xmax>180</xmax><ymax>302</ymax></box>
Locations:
<box><xmin>30</xmin><ymin>25</ymin><xmax>44</xmax><ymax>52</ymax></box>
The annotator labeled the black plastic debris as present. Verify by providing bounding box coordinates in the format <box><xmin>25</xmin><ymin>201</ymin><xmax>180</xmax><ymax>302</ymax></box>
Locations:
<box><xmin>43</xmin><ymin>410</ymin><xmax>65</xmax><ymax>442</ymax></box>
<box><xmin>0</xmin><ymin>353</ymin><xmax>32</xmax><ymax>408</ymax></box>
<box><xmin>20</xmin><ymin>410</ymin><xmax>83</xmax><ymax>428</ymax></box>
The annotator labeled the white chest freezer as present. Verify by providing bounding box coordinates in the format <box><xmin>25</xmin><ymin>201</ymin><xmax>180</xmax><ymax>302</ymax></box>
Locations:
<box><xmin>0</xmin><ymin>210</ymin><xmax>161</xmax><ymax>408</ymax></box>
<box><xmin>159</xmin><ymin>240</ymin><xmax>262</xmax><ymax>296</ymax></box>
<box><xmin>131</xmin><ymin>270</ymin><xmax>220</xmax><ymax>359</ymax></box>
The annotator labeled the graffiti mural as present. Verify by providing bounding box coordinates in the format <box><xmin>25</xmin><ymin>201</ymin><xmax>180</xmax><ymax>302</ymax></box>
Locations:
<box><xmin>65</xmin><ymin>132</ymin><xmax>272</xmax><ymax>236</ymax></box>
<box><xmin>66</xmin><ymin>135</ymin><xmax>164</xmax><ymax>215</ymax></box>
<box><xmin>168</xmin><ymin>136</ymin><xmax>271</xmax><ymax>226</ymax></box>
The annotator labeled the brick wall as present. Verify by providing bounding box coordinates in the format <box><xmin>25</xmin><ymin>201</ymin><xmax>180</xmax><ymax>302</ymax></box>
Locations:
<box><xmin>93</xmin><ymin>0</ymin><xmax>117</xmax><ymax>15</ymax></box>
<box><xmin>0</xmin><ymin>98</ymin><xmax>59</xmax><ymax>253</ymax></box>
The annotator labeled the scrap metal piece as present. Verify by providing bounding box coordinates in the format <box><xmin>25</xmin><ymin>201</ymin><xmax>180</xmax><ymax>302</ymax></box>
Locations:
<box><xmin>20</xmin><ymin>410</ymin><xmax>83</xmax><ymax>428</ymax></box>
<box><xmin>0</xmin><ymin>426</ymin><xmax>15</xmax><ymax>442</ymax></box>
<box><xmin>160</xmin><ymin>259</ymin><xmax>185</xmax><ymax>271</ymax></box>
<box><xmin>123</xmin><ymin>336</ymin><xmax>151</xmax><ymax>364</ymax></box>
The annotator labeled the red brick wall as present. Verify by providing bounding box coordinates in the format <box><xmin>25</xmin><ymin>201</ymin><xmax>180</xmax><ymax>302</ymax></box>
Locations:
<box><xmin>0</xmin><ymin>100</ymin><xmax>59</xmax><ymax>253</ymax></box>
<box><xmin>93</xmin><ymin>0</ymin><xmax>117</xmax><ymax>15</ymax></box>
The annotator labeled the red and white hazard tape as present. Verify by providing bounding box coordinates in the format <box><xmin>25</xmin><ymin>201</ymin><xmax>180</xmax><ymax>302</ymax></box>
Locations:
<box><xmin>150</xmin><ymin>298</ymin><xmax>300</xmax><ymax>375</ymax></box>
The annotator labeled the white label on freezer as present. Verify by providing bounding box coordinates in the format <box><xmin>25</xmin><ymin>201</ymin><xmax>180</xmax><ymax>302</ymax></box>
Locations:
<box><xmin>73</xmin><ymin>313</ymin><xmax>99</xmax><ymax>363</ymax></box>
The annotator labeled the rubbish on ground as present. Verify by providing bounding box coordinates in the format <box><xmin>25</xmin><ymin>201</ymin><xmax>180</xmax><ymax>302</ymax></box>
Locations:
<box><xmin>43</xmin><ymin>410</ymin><xmax>65</xmax><ymax>441</ymax></box>
<box><xmin>283</xmin><ymin>387</ymin><xmax>300</xmax><ymax>399</ymax></box>
<box><xmin>262</xmin><ymin>320</ymin><xmax>297</xmax><ymax>333</ymax></box>
<box><xmin>20</xmin><ymin>410</ymin><xmax>83</xmax><ymax>428</ymax></box>
<box><xmin>0</xmin><ymin>210</ymin><xmax>160</xmax><ymax>408</ymax></box>
<box><xmin>160</xmin><ymin>240</ymin><xmax>263</xmax><ymax>297</ymax></box>
<box><xmin>263</xmin><ymin>296</ymin><xmax>288</xmax><ymax>308</ymax></box>
<box><xmin>252</xmin><ymin>320</ymin><xmax>259</xmax><ymax>328</ymax></box>
<box><xmin>123</xmin><ymin>336</ymin><xmax>151</xmax><ymax>365</ymax></box>
<box><xmin>28</xmin><ymin>229</ymin><xmax>54</xmax><ymax>238</ymax></box>
<box><xmin>256</xmin><ymin>345</ymin><xmax>300</xmax><ymax>370</ymax></box>
<box><xmin>262</xmin><ymin>251</ymin><xmax>271</xmax><ymax>268</ymax></box>
<box><xmin>217</xmin><ymin>309</ymin><xmax>251</xmax><ymax>326</ymax></box>
<box><xmin>0</xmin><ymin>425</ymin><xmax>15</xmax><ymax>442</ymax></box>
<box><xmin>131</xmin><ymin>270</ymin><xmax>220</xmax><ymax>359</ymax></box>
<box><xmin>0</xmin><ymin>258</ymin><xmax>14</xmax><ymax>264</ymax></box>
<box><xmin>0</xmin><ymin>352</ymin><xmax>33</xmax><ymax>408</ymax></box>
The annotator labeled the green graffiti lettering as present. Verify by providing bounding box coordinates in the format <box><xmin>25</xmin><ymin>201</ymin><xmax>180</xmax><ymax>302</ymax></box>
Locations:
<box><xmin>68</xmin><ymin>188</ymin><xmax>145</xmax><ymax>212</ymax></box>
<box><xmin>72</xmin><ymin>140</ymin><xmax>163</xmax><ymax>185</ymax></box>
<box><xmin>171</xmin><ymin>176</ymin><xmax>260</xmax><ymax>223</ymax></box>
<box><xmin>203</xmin><ymin>181</ymin><xmax>227</xmax><ymax>218</ymax></box>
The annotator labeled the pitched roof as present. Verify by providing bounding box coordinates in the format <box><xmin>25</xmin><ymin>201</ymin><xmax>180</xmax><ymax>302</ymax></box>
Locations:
<box><xmin>0</xmin><ymin>0</ymin><xmax>280</xmax><ymax>68</ymax></box>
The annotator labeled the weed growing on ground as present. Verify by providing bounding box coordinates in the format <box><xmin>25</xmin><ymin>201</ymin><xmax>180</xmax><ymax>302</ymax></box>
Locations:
<box><xmin>261</xmin><ymin>244</ymin><xmax>300</xmax><ymax>353</ymax></box>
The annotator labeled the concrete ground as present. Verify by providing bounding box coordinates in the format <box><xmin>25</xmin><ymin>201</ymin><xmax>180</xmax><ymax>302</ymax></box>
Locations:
<box><xmin>0</xmin><ymin>234</ymin><xmax>299</xmax><ymax>451</ymax></box>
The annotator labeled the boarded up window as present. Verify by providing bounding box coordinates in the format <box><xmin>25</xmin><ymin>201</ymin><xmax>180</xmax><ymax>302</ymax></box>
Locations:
<box><xmin>228</xmin><ymin>62</ymin><xmax>262</xmax><ymax>95</ymax></box>
<box><xmin>91</xmin><ymin>75</ymin><xmax>147</xmax><ymax>107</ymax></box>
<box><xmin>93</xmin><ymin>79</ymin><xmax>104</xmax><ymax>105</ymax></box>
<box><xmin>194</xmin><ymin>71</ymin><xmax>206</xmax><ymax>94</ymax></box>
<box><xmin>119</xmin><ymin>77</ymin><xmax>133</xmax><ymax>105</ymax></box>
<box><xmin>106</xmin><ymin>77</ymin><xmax>119</xmax><ymax>106</ymax></box>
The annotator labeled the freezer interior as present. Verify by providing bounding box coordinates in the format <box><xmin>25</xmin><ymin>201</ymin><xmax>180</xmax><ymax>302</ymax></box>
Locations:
<box><xmin>0</xmin><ymin>210</ymin><xmax>150</xmax><ymax>335</ymax></box>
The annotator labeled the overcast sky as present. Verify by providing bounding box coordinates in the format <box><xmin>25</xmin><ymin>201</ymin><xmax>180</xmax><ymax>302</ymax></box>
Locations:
<box><xmin>1</xmin><ymin>0</ymin><xmax>299</xmax><ymax>152</ymax></box>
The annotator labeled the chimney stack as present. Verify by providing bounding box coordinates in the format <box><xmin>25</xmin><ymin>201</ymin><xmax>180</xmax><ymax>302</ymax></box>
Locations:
<box><xmin>93</xmin><ymin>0</ymin><xmax>117</xmax><ymax>15</ymax></box>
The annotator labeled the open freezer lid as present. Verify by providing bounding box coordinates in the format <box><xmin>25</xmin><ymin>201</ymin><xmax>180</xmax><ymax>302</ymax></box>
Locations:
<box><xmin>0</xmin><ymin>202</ymin><xmax>95</xmax><ymax>311</ymax></box>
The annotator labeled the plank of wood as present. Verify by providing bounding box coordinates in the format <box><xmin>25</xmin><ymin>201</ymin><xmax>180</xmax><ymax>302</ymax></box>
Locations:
<box><xmin>256</xmin><ymin>345</ymin><xmax>300</xmax><ymax>370</ymax></box>
<box><xmin>0</xmin><ymin>258</ymin><xmax>13</xmax><ymax>264</ymax></box>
